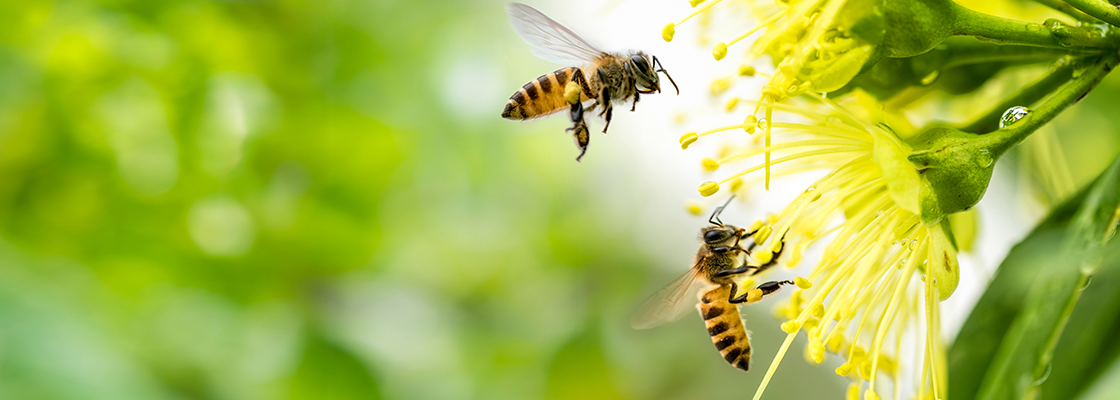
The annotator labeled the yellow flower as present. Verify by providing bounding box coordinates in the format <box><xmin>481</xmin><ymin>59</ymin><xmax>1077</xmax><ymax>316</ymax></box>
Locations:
<box><xmin>665</xmin><ymin>0</ymin><xmax>879</xmax><ymax>189</ymax></box>
<box><xmin>685</xmin><ymin>95</ymin><xmax>959</xmax><ymax>400</ymax></box>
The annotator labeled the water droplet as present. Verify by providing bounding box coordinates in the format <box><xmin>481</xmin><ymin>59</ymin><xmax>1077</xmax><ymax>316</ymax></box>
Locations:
<box><xmin>1026</xmin><ymin>23</ymin><xmax>1042</xmax><ymax>32</ymax></box>
<box><xmin>1082</xmin><ymin>275</ymin><xmax>1093</xmax><ymax>289</ymax></box>
<box><xmin>899</xmin><ymin>259</ymin><xmax>908</xmax><ymax>268</ymax></box>
<box><xmin>976</xmin><ymin>148</ymin><xmax>994</xmax><ymax>168</ymax></box>
<box><xmin>805</xmin><ymin>186</ymin><xmax>816</xmax><ymax>193</ymax></box>
<box><xmin>999</xmin><ymin>106</ymin><xmax>1030</xmax><ymax>128</ymax></box>
<box><xmin>757</xmin><ymin>118</ymin><xmax>770</xmax><ymax>130</ymax></box>
<box><xmin>920</xmin><ymin>70</ymin><xmax>940</xmax><ymax>85</ymax></box>
<box><xmin>1033</xmin><ymin>363</ymin><xmax>1052</xmax><ymax>386</ymax></box>
<box><xmin>908</xmin><ymin>240</ymin><xmax>918</xmax><ymax>250</ymax></box>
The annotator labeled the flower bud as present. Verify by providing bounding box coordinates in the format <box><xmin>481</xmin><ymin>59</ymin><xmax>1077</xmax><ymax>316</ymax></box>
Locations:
<box><xmin>906</xmin><ymin>126</ymin><xmax>1002</xmax><ymax>226</ymax></box>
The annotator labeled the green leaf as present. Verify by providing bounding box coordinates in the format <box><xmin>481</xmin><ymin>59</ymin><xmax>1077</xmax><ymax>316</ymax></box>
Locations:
<box><xmin>1038</xmin><ymin>244</ymin><xmax>1120</xmax><ymax>400</ymax></box>
<box><xmin>950</xmin><ymin>152</ymin><xmax>1120</xmax><ymax>400</ymax></box>
<box><xmin>287</xmin><ymin>332</ymin><xmax>382</xmax><ymax>400</ymax></box>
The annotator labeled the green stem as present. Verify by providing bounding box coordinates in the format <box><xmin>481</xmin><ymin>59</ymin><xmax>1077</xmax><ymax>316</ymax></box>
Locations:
<box><xmin>1062</xmin><ymin>0</ymin><xmax>1120</xmax><ymax>27</ymax></box>
<box><xmin>986</xmin><ymin>53</ymin><xmax>1119</xmax><ymax>156</ymax></box>
<box><xmin>1030</xmin><ymin>0</ymin><xmax>1100</xmax><ymax>23</ymax></box>
<box><xmin>951</xmin><ymin>3</ymin><xmax>1115</xmax><ymax>50</ymax></box>
<box><xmin>939</xmin><ymin>42</ymin><xmax>1075</xmax><ymax>70</ymax></box>
<box><xmin>961</xmin><ymin>59</ymin><xmax>1077</xmax><ymax>133</ymax></box>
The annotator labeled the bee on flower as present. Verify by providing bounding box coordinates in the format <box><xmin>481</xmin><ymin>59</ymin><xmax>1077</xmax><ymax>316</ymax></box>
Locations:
<box><xmin>677</xmin><ymin>90</ymin><xmax>964</xmax><ymax>400</ymax></box>
<box><xmin>652</xmin><ymin>0</ymin><xmax>1120</xmax><ymax>399</ymax></box>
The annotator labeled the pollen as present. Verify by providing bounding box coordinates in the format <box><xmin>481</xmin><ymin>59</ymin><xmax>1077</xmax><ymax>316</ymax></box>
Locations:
<box><xmin>563</xmin><ymin>81</ymin><xmax>581</xmax><ymax>104</ymax></box>
<box><xmin>827</xmin><ymin>333</ymin><xmax>844</xmax><ymax>353</ymax></box>
<box><xmin>781</xmin><ymin>320</ymin><xmax>800</xmax><ymax>333</ymax></box>
<box><xmin>712</xmin><ymin>42</ymin><xmax>727</xmax><ymax>60</ymax></box>
<box><xmin>701</xmin><ymin>157</ymin><xmax>720</xmax><ymax>171</ymax></box>
<box><xmin>698</xmin><ymin>181</ymin><xmax>719</xmax><ymax>196</ymax></box>
<box><xmin>739</xmin><ymin>65</ymin><xmax>756</xmax><ymax>76</ymax></box>
<box><xmin>710</xmin><ymin>77</ymin><xmax>733</xmax><ymax>95</ymax></box>
<box><xmin>662</xmin><ymin>22</ymin><xmax>676</xmax><ymax>42</ymax></box>
<box><xmin>724</xmin><ymin>97</ymin><xmax>739</xmax><ymax>111</ymax></box>
<box><xmin>743</xmin><ymin>114</ymin><xmax>758</xmax><ymax>134</ymax></box>
<box><xmin>728</xmin><ymin>178</ymin><xmax>743</xmax><ymax>192</ymax></box>
<box><xmin>753</xmin><ymin>225</ymin><xmax>772</xmax><ymax>245</ymax></box>
<box><xmin>686</xmin><ymin>200</ymin><xmax>704</xmax><ymax>215</ymax></box>
<box><xmin>754</xmin><ymin>248</ymin><xmax>774</xmax><ymax>265</ymax></box>
<box><xmin>768</xmin><ymin>239</ymin><xmax>783</xmax><ymax>253</ymax></box>
<box><xmin>794</xmin><ymin>277</ymin><xmax>812</xmax><ymax>289</ymax></box>
<box><xmin>679</xmin><ymin>132</ymin><xmax>698</xmax><ymax>149</ymax></box>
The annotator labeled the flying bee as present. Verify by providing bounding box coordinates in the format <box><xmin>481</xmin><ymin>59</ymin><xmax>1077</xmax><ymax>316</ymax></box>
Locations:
<box><xmin>502</xmin><ymin>3</ymin><xmax>678</xmax><ymax>161</ymax></box>
<box><xmin>631</xmin><ymin>197</ymin><xmax>794</xmax><ymax>372</ymax></box>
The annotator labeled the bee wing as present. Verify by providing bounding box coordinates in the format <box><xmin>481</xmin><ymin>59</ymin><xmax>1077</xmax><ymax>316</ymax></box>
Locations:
<box><xmin>630</xmin><ymin>266</ymin><xmax>712</xmax><ymax>330</ymax></box>
<box><xmin>506</xmin><ymin>3</ymin><xmax>605</xmax><ymax>65</ymax></box>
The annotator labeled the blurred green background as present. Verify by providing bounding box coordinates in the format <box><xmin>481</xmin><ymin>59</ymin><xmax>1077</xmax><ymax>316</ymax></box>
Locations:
<box><xmin>0</xmin><ymin>1</ymin><xmax>850</xmax><ymax>399</ymax></box>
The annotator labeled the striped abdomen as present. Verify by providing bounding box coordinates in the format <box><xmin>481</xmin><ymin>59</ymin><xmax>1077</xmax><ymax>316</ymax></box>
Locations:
<box><xmin>699</xmin><ymin>285</ymin><xmax>752</xmax><ymax>371</ymax></box>
<box><xmin>502</xmin><ymin>67</ymin><xmax>587</xmax><ymax>120</ymax></box>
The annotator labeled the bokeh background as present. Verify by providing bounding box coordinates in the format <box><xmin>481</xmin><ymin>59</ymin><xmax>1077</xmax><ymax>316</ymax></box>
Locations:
<box><xmin>1</xmin><ymin>0</ymin><xmax>1118</xmax><ymax>399</ymax></box>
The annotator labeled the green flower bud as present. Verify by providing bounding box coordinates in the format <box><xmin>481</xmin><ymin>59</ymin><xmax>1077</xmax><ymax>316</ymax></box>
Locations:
<box><xmin>906</xmin><ymin>126</ymin><xmax>1005</xmax><ymax>226</ymax></box>
<box><xmin>880</xmin><ymin>0</ymin><xmax>955</xmax><ymax>58</ymax></box>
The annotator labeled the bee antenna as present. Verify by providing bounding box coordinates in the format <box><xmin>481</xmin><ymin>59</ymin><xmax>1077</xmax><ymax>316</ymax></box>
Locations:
<box><xmin>708</xmin><ymin>195</ymin><xmax>736</xmax><ymax>225</ymax></box>
<box><xmin>652</xmin><ymin>56</ymin><xmax>679</xmax><ymax>95</ymax></box>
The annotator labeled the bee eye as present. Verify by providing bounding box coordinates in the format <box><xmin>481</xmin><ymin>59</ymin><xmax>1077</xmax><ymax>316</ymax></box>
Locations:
<box><xmin>704</xmin><ymin>230</ymin><xmax>727</xmax><ymax>243</ymax></box>
<box><xmin>630</xmin><ymin>55</ymin><xmax>650</xmax><ymax>72</ymax></box>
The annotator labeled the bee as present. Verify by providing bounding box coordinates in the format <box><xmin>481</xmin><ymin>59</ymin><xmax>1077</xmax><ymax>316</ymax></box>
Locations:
<box><xmin>502</xmin><ymin>3</ymin><xmax>678</xmax><ymax>161</ymax></box>
<box><xmin>631</xmin><ymin>197</ymin><xmax>794</xmax><ymax>371</ymax></box>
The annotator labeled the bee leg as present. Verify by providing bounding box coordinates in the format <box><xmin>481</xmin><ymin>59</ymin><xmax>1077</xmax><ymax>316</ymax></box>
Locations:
<box><xmin>599</xmin><ymin>86</ymin><xmax>613</xmax><ymax>133</ymax></box>
<box><xmin>729</xmin><ymin>280</ymin><xmax>796</xmax><ymax>304</ymax></box>
<box><xmin>713</xmin><ymin>266</ymin><xmax>753</xmax><ymax>278</ymax></box>
<box><xmin>630</xmin><ymin>92</ymin><xmax>640</xmax><ymax>112</ymax></box>
<box><xmin>566</xmin><ymin>102</ymin><xmax>590</xmax><ymax>162</ymax></box>
<box><xmin>753</xmin><ymin>235</ymin><xmax>787</xmax><ymax>274</ymax></box>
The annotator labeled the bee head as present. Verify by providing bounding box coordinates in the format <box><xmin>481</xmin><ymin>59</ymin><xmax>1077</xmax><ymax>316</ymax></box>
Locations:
<box><xmin>701</xmin><ymin>224</ymin><xmax>741</xmax><ymax>246</ymax></box>
<box><xmin>629</xmin><ymin>54</ymin><xmax>658</xmax><ymax>92</ymax></box>
<box><xmin>629</xmin><ymin>53</ymin><xmax>679</xmax><ymax>96</ymax></box>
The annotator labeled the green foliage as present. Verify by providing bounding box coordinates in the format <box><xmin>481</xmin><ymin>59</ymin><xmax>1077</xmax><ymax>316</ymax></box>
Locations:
<box><xmin>951</xmin><ymin>153</ymin><xmax>1120</xmax><ymax>400</ymax></box>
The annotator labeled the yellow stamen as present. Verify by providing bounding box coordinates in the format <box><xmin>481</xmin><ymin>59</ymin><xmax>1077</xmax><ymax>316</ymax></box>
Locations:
<box><xmin>714</xmin><ymin>12</ymin><xmax>784</xmax><ymax>61</ymax></box>
<box><xmin>752</xmin><ymin>333</ymin><xmax>797</xmax><ymax>400</ymax></box>
<box><xmin>701</xmin><ymin>157</ymin><xmax>720</xmax><ymax>171</ymax></box>
<box><xmin>699</xmin><ymin>181</ymin><xmax>720</xmax><ymax>196</ymax></box>
<box><xmin>662</xmin><ymin>23</ymin><xmax>676</xmax><ymax>42</ymax></box>
<box><xmin>674</xmin><ymin>0</ymin><xmax>723</xmax><ymax>26</ymax></box>
<box><xmin>686</xmin><ymin>200</ymin><xmax>703</xmax><ymax>215</ymax></box>
<box><xmin>680</xmin><ymin>132</ymin><xmax>698</xmax><ymax>149</ymax></box>
<box><xmin>717</xmin><ymin>147</ymin><xmax>868</xmax><ymax>186</ymax></box>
